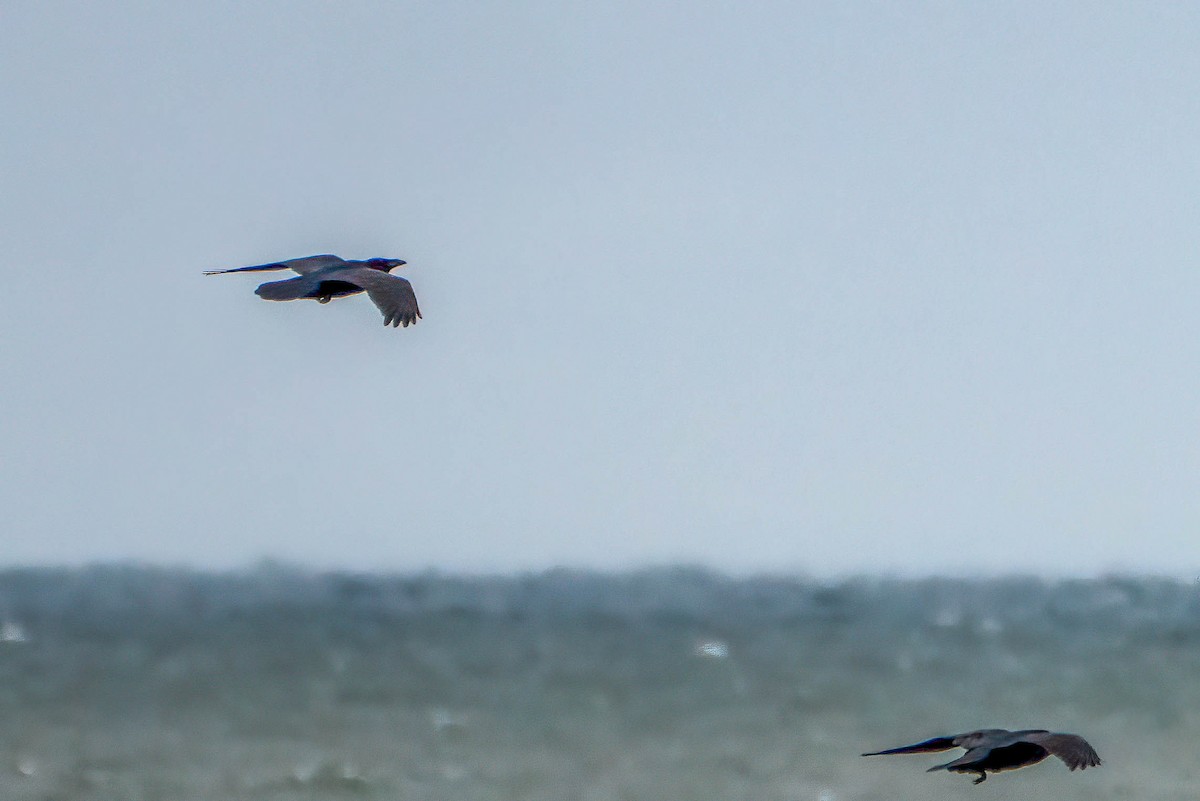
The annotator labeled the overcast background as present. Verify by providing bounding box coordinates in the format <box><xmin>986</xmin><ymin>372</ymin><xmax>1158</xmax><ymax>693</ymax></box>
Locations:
<box><xmin>1</xmin><ymin>2</ymin><xmax>1197</xmax><ymax>576</ymax></box>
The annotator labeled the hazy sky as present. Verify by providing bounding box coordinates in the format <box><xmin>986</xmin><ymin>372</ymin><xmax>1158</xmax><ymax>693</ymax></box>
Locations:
<box><xmin>2</xmin><ymin>2</ymin><xmax>1197</xmax><ymax>575</ymax></box>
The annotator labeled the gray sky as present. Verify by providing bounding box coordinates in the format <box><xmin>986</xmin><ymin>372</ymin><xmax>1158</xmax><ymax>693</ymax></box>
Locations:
<box><xmin>2</xmin><ymin>2</ymin><xmax>1197</xmax><ymax>576</ymax></box>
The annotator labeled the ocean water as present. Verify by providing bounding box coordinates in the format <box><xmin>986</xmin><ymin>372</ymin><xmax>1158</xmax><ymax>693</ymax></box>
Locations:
<box><xmin>1</xmin><ymin>566</ymin><xmax>1198</xmax><ymax>800</ymax></box>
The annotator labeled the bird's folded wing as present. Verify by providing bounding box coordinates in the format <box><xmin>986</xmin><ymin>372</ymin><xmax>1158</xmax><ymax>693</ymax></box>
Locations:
<box><xmin>273</xmin><ymin>255</ymin><xmax>347</xmax><ymax>274</ymax></box>
<box><xmin>255</xmin><ymin>274</ymin><xmax>322</xmax><ymax>301</ymax></box>
<box><xmin>1022</xmin><ymin>733</ymin><xmax>1102</xmax><ymax>770</ymax></box>
<box><xmin>333</xmin><ymin>267</ymin><xmax>422</xmax><ymax>327</ymax></box>
<box><xmin>927</xmin><ymin>748</ymin><xmax>987</xmax><ymax>772</ymax></box>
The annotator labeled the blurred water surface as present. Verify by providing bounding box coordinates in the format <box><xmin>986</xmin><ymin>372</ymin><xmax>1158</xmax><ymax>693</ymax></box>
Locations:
<box><xmin>1</xmin><ymin>566</ymin><xmax>1198</xmax><ymax>800</ymax></box>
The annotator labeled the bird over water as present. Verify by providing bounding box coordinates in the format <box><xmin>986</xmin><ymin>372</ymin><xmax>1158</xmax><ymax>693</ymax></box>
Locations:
<box><xmin>205</xmin><ymin>254</ymin><xmax>421</xmax><ymax>327</ymax></box>
<box><xmin>862</xmin><ymin>728</ymin><xmax>1102</xmax><ymax>785</ymax></box>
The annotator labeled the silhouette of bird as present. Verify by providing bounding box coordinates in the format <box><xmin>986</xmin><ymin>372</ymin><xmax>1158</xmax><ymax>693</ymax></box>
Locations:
<box><xmin>205</xmin><ymin>255</ymin><xmax>420</xmax><ymax>327</ymax></box>
<box><xmin>862</xmin><ymin>729</ymin><xmax>1101</xmax><ymax>785</ymax></box>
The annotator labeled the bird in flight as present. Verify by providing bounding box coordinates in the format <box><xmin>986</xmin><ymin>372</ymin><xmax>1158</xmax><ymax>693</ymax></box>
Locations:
<box><xmin>205</xmin><ymin>255</ymin><xmax>421</xmax><ymax>327</ymax></box>
<box><xmin>862</xmin><ymin>728</ymin><xmax>1101</xmax><ymax>785</ymax></box>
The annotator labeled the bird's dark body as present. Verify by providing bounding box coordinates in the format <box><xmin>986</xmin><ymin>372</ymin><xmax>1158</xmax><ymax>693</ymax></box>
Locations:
<box><xmin>310</xmin><ymin>280</ymin><xmax>364</xmax><ymax>301</ymax></box>
<box><xmin>971</xmin><ymin>742</ymin><xmax>1049</xmax><ymax>773</ymax></box>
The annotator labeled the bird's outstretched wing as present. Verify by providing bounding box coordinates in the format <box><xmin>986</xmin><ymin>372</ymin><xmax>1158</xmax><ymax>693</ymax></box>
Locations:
<box><xmin>862</xmin><ymin>736</ymin><xmax>958</xmax><ymax>757</ymax></box>
<box><xmin>1021</xmin><ymin>733</ymin><xmax>1102</xmax><ymax>770</ymax></box>
<box><xmin>331</xmin><ymin>267</ymin><xmax>422</xmax><ymax>327</ymax></box>
<box><xmin>204</xmin><ymin>255</ymin><xmax>345</xmax><ymax>276</ymax></box>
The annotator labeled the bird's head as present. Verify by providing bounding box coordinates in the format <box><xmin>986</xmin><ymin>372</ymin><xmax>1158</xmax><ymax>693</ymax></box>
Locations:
<box><xmin>365</xmin><ymin>257</ymin><xmax>406</xmax><ymax>272</ymax></box>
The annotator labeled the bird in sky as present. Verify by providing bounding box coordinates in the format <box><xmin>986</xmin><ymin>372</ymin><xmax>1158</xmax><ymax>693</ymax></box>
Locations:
<box><xmin>205</xmin><ymin>255</ymin><xmax>421</xmax><ymax>327</ymax></box>
<box><xmin>862</xmin><ymin>728</ymin><xmax>1102</xmax><ymax>785</ymax></box>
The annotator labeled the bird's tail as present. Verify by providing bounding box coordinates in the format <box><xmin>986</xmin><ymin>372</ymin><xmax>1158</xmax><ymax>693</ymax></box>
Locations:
<box><xmin>203</xmin><ymin>262</ymin><xmax>290</xmax><ymax>276</ymax></box>
<box><xmin>862</xmin><ymin>737</ymin><xmax>957</xmax><ymax>757</ymax></box>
